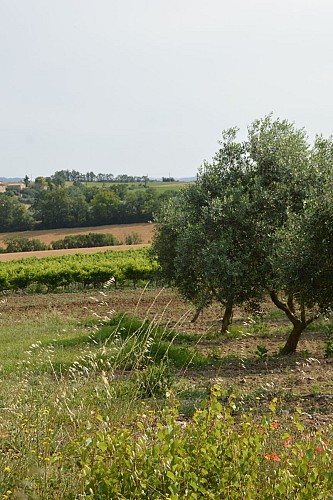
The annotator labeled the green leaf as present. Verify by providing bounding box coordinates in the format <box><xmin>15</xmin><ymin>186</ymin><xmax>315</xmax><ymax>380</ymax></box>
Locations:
<box><xmin>97</xmin><ymin>441</ymin><xmax>108</xmax><ymax>452</ymax></box>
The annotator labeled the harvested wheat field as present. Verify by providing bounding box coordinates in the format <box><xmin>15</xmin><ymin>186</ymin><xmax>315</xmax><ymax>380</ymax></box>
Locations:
<box><xmin>0</xmin><ymin>223</ymin><xmax>155</xmax><ymax>261</ymax></box>
<box><xmin>0</xmin><ymin>222</ymin><xmax>155</xmax><ymax>246</ymax></box>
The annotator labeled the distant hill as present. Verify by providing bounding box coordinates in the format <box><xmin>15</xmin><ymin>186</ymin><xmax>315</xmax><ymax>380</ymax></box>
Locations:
<box><xmin>0</xmin><ymin>177</ymin><xmax>23</xmax><ymax>182</ymax></box>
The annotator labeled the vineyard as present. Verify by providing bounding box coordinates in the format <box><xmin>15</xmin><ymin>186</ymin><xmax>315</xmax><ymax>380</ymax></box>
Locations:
<box><xmin>0</xmin><ymin>247</ymin><xmax>160</xmax><ymax>292</ymax></box>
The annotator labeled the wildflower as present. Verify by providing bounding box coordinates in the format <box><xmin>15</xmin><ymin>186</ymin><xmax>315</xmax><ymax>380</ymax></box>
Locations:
<box><xmin>264</xmin><ymin>453</ymin><xmax>271</xmax><ymax>460</ymax></box>
<box><xmin>315</xmin><ymin>446</ymin><xmax>323</xmax><ymax>454</ymax></box>
<box><xmin>299</xmin><ymin>450</ymin><xmax>304</xmax><ymax>457</ymax></box>
<box><xmin>283</xmin><ymin>435</ymin><xmax>292</xmax><ymax>447</ymax></box>
<box><xmin>271</xmin><ymin>453</ymin><xmax>281</xmax><ymax>462</ymax></box>
<box><xmin>272</xmin><ymin>420</ymin><xmax>279</xmax><ymax>429</ymax></box>
<box><xmin>4</xmin><ymin>467</ymin><xmax>10</xmax><ymax>472</ymax></box>
<box><xmin>259</xmin><ymin>426</ymin><xmax>264</xmax><ymax>435</ymax></box>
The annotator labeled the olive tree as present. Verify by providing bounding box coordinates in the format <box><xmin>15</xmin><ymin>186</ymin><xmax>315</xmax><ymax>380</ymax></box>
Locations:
<box><xmin>153</xmin><ymin>116</ymin><xmax>333</xmax><ymax>353</ymax></box>
<box><xmin>245</xmin><ymin>115</ymin><xmax>316</xmax><ymax>353</ymax></box>
<box><xmin>269</xmin><ymin>136</ymin><xmax>333</xmax><ymax>353</ymax></box>
<box><xmin>152</xmin><ymin>129</ymin><xmax>266</xmax><ymax>331</ymax></box>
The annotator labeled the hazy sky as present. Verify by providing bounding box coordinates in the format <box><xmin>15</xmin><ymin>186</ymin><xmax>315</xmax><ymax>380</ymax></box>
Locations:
<box><xmin>1</xmin><ymin>0</ymin><xmax>333</xmax><ymax>180</ymax></box>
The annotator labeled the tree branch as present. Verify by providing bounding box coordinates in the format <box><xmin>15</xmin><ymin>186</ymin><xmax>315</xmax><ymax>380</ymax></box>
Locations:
<box><xmin>269</xmin><ymin>290</ymin><xmax>300</xmax><ymax>327</ymax></box>
<box><xmin>287</xmin><ymin>294</ymin><xmax>295</xmax><ymax>314</ymax></box>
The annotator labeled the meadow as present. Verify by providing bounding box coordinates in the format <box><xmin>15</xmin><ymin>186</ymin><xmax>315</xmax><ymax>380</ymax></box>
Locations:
<box><xmin>1</xmin><ymin>281</ymin><xmax>333</xmax><ymax>497</ymax></box>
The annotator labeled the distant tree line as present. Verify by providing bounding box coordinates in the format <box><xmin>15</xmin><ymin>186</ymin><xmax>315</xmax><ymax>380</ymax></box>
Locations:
<box><xmin>44</xmin><ymin>170</ymin><xmax>151</xmax><ymax>185</ymax></box>
<box><xmin>0</xmin><ymin>180</ymin><xmax>177</xmax><ymax>232</ymax></box>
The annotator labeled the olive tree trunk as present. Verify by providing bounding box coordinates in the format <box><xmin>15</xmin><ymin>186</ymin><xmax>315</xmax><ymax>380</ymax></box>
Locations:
<box><xmin>191</xmin><ymin>298</ymin><xmax>233</xmax><ymax>334</ymax></box>
<box><xmin>270</xmin><ymin>291</ymin><xmax>315</xmax><ymax>355</ymax></box>
<box><xmin>221</xmin><ymin>299</ymin><xmax>233</xmax><ymax>333</ymax></box>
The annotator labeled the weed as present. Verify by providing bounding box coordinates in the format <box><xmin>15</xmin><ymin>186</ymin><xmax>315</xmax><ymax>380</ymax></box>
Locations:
<box><xmin>135</xmin><ymin>361</ymin><xmax>173</xmax><ymax>398</ymax></box>
<box><xmin>125</xmin><ymin>232</ymin><xmax>143</xmax><ymax>245</ymax></box>
<box><xmin>324</xmin><ymin>325</ymin><xmax>333</xmax><ymax>358</ymax></box>
<box><xmin>255</xmin><ymin>344</ymin><xmax>268</xmax><ymax>359</ymax></box>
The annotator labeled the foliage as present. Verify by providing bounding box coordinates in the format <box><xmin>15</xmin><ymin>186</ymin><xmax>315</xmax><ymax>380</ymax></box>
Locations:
<box><xmin>0</xmin><ymin>194</ymin><xmax>34</xmax><ymax>231</ymax></box>
<box><xmin>0</xmin><ymin>248</ymin><xmax>159</xmax><ymax>292</ymax></box>
<box><xmin>50</xmin><ymin>232</ymin><xmax>119</xmax><ymax>249</ymax></box>
<box><xmin>254</xmin><ymin>344</ymin><xmax>268</xmax><ymax>359</ymax></box>
<box><xmin>75</xmin><ymin>388</ymin><xmax>333</xmax><ymax>499</ymax></box>
<box><xmin>153</xmin><ymin>115</ymin><xmax>333</xmax><ymax>353</ymax></box>
<box><xmin>152</xmin><ymin>128</ymin><xmax>265</xmax><ymax>331</ymax></box>
<box><xmin>31</xmin><ymin>187</ymin><xmax>74</xmax><ymax>228</ymax></box>
<box><xmin>3</xmin><ymin>237</ymin><xmax>47</xmax><ymax>253</ymax></box>
<box><xmin>135</xmin><ymin>361</ymin><xmax>173</xmax><ymax>398</ymax></box>
<box><xmin>324</xmin><ymin>326</ymin><xmax>333</xmax><ymax>358</ymax></box>
<box><xmin>125</xmin><ymin>232</ymin><xmax>143</xmax><ymax>245</ymax></box>
<box><xmin>23</xmin><ymin>182</ymin><xmax>175</xmax><ymax>229</ymax></box>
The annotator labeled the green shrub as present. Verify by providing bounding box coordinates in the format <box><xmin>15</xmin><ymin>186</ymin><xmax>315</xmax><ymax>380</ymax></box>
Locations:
<box><xmin>135</xmin><ymin>361</ymin><xmax>173</xmax><ymax>398</ymax></box>
<box><xmin>4</xmin><ymin>236</ymin><xmax>47</xmax><ymax>253</ymax></box>
<box><xmin>74</xmin><ymin>387</ymin><xmax>333</xmax><ymax>498</ymax></box>
<box><xmin>50</xmin><ymin>232</ymin><xmax>119</xmax><ymax>249</ymax></box>
<box><xmin>324</xmin><ymin>325</ymin><xmax>333</xmax><ymax>358</ymax></box>
<box><xmin>125</xmin><ymin>232</ymin><xmax>143</xmax><ymax>245</ymax></box>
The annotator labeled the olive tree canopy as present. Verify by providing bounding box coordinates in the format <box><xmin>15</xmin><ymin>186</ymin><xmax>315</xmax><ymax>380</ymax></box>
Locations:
<box><xmin>153</xmin><ymin>116</ymin><xmax>333</xmax><ymax>354</ymax></box>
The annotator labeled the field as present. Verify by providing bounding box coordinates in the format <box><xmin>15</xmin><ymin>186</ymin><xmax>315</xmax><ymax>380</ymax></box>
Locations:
<box><xmin>1</xmin><ymin>284</ymin><xmax>333</xmax><ymax>496</ymax></box>
<box><xmin>0</xmin><ymin>223</ymin><xmax>155</xmax><ymax>261</ymax></box>
<box><xmin>81</xmin><ymin>180</ymin><xmax>192</xmax><ymax>193</ymax></box>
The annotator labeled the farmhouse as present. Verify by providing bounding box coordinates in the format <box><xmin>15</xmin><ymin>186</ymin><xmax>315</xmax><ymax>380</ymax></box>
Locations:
<box><xmin>6</xmin><ymin>182</ymin><xmax>25</xmax><ymax>191</ymax></box>
<box><xmin>0</xmin><ymin>182</ymin><xmax>25</xmax><ymax>194</ymax></box>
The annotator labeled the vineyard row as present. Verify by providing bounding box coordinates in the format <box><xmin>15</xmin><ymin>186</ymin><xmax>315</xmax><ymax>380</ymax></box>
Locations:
<box><xmin>0</xmin><ymin>248</ymin><xmax>160</xmax><ymax>292</ymax></box>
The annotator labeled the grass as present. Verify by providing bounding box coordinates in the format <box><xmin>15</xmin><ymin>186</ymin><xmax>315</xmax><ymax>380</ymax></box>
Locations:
<box><xmin>1</xmin><ymin>288</ymin><xmax>333</xmax><ymax>497</ymax></box>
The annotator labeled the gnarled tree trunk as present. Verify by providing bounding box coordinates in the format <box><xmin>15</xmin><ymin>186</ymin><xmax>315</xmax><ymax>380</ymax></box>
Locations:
<box><xmin>270</xmin><ymin>291</ymin><xmax>315</xmax><ymax>355</ymax></box>
<box><xmin>279</xmin><ymin>322</ymin><xmax>305</xmax><ymax>355</ymax></box>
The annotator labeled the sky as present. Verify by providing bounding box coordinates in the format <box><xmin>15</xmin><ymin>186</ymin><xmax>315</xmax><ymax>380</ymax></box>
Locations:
<box><xmin>1</xmin><ymin>0</ymin><xmax>333</xmax><ymax>180</ymax></box>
